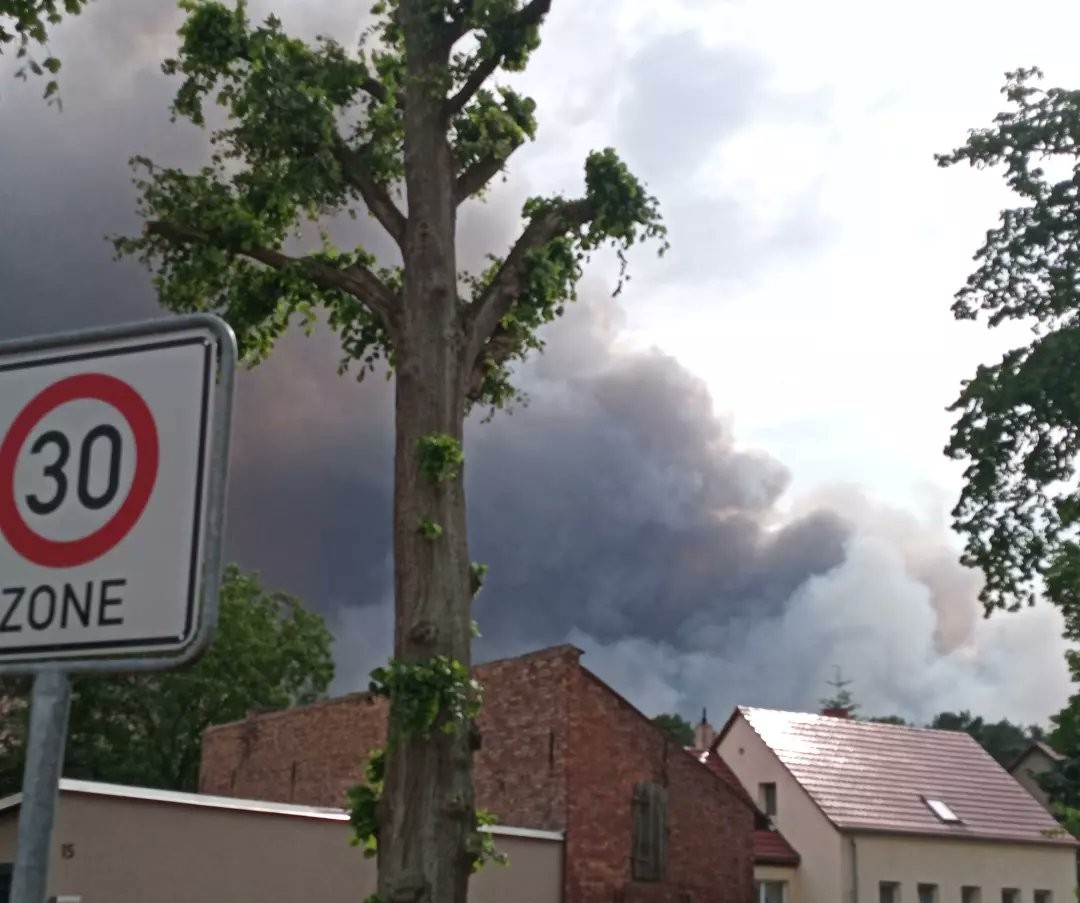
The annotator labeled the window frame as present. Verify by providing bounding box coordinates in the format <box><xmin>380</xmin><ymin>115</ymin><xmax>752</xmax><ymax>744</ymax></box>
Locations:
<box><xmin>922</xmin><ymin>796</ymin><xmax>961</xmax><ymax>823</ymax></box>
<box><xmin>759</xmin><ymin>781</ymin><xmax>778</xmax><ymax>818</ymax></box>
<box><xmin>755</xmin><ymin>879</ymin><xmax>786</xmax><ymax>903</ymax></box>
<box><xmin>917</xmin><ymin>882</ymin><xmax>939</xmax><ymax>903</ymax></box>
<box><xmin>880</xmin><ymin>880</ymin><xmax>901</xmax><ymax>903</ymax></box>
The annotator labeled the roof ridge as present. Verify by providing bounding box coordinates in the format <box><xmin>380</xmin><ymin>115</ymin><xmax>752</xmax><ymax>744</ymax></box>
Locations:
<box><xmin>737</xmin><ymin>706</ymin><xmax>1000</xmax><ymax>741</ymax></box>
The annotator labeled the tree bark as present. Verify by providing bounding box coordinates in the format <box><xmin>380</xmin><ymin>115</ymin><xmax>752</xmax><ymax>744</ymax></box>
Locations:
<box><xmin>377</xmin><ymin>4</ymin><xmax>475</xmax><ymax>902</ymax></box>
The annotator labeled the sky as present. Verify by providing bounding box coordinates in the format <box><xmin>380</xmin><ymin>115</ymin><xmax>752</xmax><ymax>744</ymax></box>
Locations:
<box><xmin>2</xmin><ymin>0</ymin><xmax>1079</xmax><ymax>727</ymax></box>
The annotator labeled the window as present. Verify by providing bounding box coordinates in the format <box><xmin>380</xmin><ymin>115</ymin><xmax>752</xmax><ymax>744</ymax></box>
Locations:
<box><xmin>963</xmin><ymin>887</ymin><xmax>982</xmax><ymax>903</ymax></box>
<box><xmin>923</xmin><ymin>797</ymin><xmax>961</xmax><ymax>823</ymax></box>
<box><xmin>759</xmin><ymin>782</ymin><xmax>778</xmax><ymax>817</ymax></box>
<box><xmin>1002</xmin><ymin>889</ymin><xmax>1020</xmax><ymax>903</ymax></box>
<box><xmin>880</xmin><ymin>882</ymin><xmax>901</xmax><ymax>903</ymax></box>
<box><xmin>631</xmin><ymin>782</ymin><xmax>667</xmax><ymax>882</ymax></box>
<box><xmin>919</xmin><ymin>884</ymin><xmax>939</xmax><ymax>903</ymax></box>
<box><xmin>1034</xmin><ymin>892</ymin><xmax>1052</xmax><ymax>903</ymax></box>
<box><xmin>755</xmin><ymin>881</ymin><xmax>785</xmax><ymax>903</ymax></box>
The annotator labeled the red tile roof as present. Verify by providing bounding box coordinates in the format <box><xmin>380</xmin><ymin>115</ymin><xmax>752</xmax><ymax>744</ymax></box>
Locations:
<box><xmin>753</xmin><ymin>828</ymin><xmax>801</xmax><ymax>866</ymax></box>
<box><xmin>689</xmin><ymin>746</ymin><xmax>800</xmax><ymax>865</ymax></box>
<box><xmin>689</xmin><ymin>747</ymin><xmax>757</xmax><ymax>809</ymax></box>
<box><xmin>738</xmin><ymin>707</ymin><xmax>1075</xmax><ymax>847</ymax></box>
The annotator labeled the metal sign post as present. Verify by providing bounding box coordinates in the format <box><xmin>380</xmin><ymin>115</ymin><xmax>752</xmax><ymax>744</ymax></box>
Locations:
<box><xmin>0</xmin><ymin>315</ymin><xmax>236</xmax><ymax>903</ymax></box>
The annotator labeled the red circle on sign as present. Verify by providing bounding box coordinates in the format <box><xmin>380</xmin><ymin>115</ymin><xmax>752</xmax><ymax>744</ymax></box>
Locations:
<box><xmin>0</xmin><ymin>373</ymin><xmax>159</xmax><ymax>568</ymax></box>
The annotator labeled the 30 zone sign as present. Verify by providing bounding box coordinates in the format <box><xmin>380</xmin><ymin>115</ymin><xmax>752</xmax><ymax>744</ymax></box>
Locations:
<box><xmin>0</xmin><ymin>317</ymin><xmax>235</xmax><ymax>669</ymax></box>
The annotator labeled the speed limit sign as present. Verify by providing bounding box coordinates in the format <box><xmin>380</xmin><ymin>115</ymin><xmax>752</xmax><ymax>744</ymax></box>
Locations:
<box><xmin>0</xmin><ymin>315</ymin><xmax>236</xmax><ymax>670</ymax></box>
<box><xmin>0</xmin><ymin>315</ymin><xmax>236</xmax><ymax>903</ymax></box>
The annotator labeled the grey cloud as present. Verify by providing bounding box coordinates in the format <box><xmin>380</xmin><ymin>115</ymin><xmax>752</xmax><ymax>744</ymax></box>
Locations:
<box><xmin>616</xmin><ymin>35</ymin><xmax>771</xmax><ymax>182</ymax></box>
<box><xmin>0</xmin><ymin>0</ymin><xmax>1066</xmax><ymax>727</ymax></box>
<box><xmin>612</xmin><ymin>29</ymin><xmax>837</xmax><ymax>290</ymax></box>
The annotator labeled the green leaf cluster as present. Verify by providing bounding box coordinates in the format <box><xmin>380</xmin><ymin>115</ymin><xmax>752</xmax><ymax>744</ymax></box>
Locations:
<box><xmin>347</xmin><ymin>746</ymin><xmax>386</xmax><ymax>857</ymax></box>
<box><xmin>470</xmin><ymin>808</ymin><xmax>509</xmax><ymax>872</ymax></box>
<box><xmin>0</xmin><ymin>564</ymin><xmax>334</xmax><ymax>795</ymax></box>
<box><xmin>418</xmin><ymin>516</ymin><xmax>444</xmax><ymax>539</ymax></box>
<box><xmin>937</xmin><ymin>68</ymin><xmax>1080</xmax><ymax>626</ymax></box>
<box><xmin>368</xmin><ymin>656</ymin><xmax>482</xmax><ymax>745</ymax></box>
<box><xmin>0</xmin><ymin>0</ymin><xmax>87</xmax><ymax>101</ymax></box>
<box><xmin>347</xmin><ymin>741</ymin><xmax>505</xmax><ymax>875</ymax></box>
<box><xmin>417</xmin><ymin>433</ymin><xmax>464</xmax><ymax>483</ymax></box>
<box><xmin>467</xmin><ymin>148</ymin><xmax>667</xmax><ymax>415</ymax></box>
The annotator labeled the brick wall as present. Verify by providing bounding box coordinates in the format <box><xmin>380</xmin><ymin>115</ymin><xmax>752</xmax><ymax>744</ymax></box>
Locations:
<box><xmin>199</xmin><ymin>645</ymin><xmax>578</xmax><ymax>829</ymax></box>
<box><xmin>198</xmin><ymin>644</ymin><xmax>755</xmax><ymax>903</ymax></box>
<box><xmin>566</xmin><ymin>668</ymin><xmax>755</xmax><ymax>903</ymax></box>
<box><xmin>199</xmin><ymin>688</ymin><xmax>388</xmax><ymax>807</ymax></box>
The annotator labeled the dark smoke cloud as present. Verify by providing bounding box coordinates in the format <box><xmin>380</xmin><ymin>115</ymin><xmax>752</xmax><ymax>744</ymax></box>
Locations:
<box><xmin>0</xmin><ymin>0</ymin><xmax>1069</xmax><ymax>728</ymax></box>
<box><xmin>466</xmin><ymin>300</ymin><xmax>851</xmax><ymax>648</ymax></box>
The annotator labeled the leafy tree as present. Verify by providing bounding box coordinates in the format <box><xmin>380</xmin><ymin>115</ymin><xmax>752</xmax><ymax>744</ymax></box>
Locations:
<box><xmin>1050</xmin><ymin>686</ymin><xmax>1080</xmax><ymax>754</ymax></box>
<box><xmin>0</xmin><ymin>564</ymin><xmax>333</xmax><ymax>795</ymax></box>
<box><xmin>820</xmin><ymin>665</ymin><xmax>859</xmax><ymax>715</ymax></box>
<box><xmin>929</xmin><ymin>710</ymin><xmax>1039</xmax><ymax>766</ymax></box>
<box><xmin>936</xmin><ymin>68</ymin><xmax>1080</xmax><ymax>632</ymax></box>
<box><xmin>867</xmin><ymin>714</ymin><xmax>909</xmax><ymax>725</ymax></box>
<box><xmin>0</xmin><ymin>0</ymin><xmax>92</xmax><ymax>101</ymax></box>
<box><xmin>652</xmin><ymin>713</ymin><xmax>695</xmax><ymax>747</ymax></box>
<box><xmin>111</xmin><ymin>1</ymin><xmax>666</xmax><ymax>899</ymax></box>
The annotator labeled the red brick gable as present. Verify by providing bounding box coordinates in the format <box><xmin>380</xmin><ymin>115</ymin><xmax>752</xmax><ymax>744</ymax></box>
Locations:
<box><xmin>689</xmin><ymin>747</ymin><xmax>800</xmax><ymax>867</ymax></box>
<box><xmin>200</xmin><ymin>645</ymin><xmax>755</xmax><ymax>903</ymax></box>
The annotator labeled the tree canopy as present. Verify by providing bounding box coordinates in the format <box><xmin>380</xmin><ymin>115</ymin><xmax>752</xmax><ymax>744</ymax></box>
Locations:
<box><xmin>819</xmin><ymin>665</ymin><xmax>859</xmax><ymax>715</ymax></box>
<box><xmin>113</xmin><ymin>0</ymin><xmax>665</xmax><ymax>408</ymax></box>
<box><xmin>929</xmin><ymin>711</ymin><xmax>1043</xmax><ymax>766</ymax></box>
<box><xmin>651</xmin><ymin>713</ymin><xmax>695</xmax><ymax>747</ymax></box>
<box><xmin>0</xmin><ymin>564</ymin><xmax>334</xmax><ymax>795</ymax></box>
<box><xmin>936</xmin><ymin>68</ymin><xmax>1080</xmax><ymax>634</ymax></box>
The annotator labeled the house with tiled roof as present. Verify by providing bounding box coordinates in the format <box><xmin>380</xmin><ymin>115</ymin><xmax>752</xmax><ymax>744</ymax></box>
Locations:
<box><xmin>1008</xmin><ymin>740</ymin><xmax>1064</xmax><ymax>813</ymax></box>
<box><xmin>710</xmin><ymin>705</ymin><xmax>1077</xmax><ymax>903</ymax></box>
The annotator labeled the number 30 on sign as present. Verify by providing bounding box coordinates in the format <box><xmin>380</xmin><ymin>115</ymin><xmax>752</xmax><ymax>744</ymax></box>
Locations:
<box><xmin>0</xmin><ymin>317</ymin><xmax>235</xmax><ymax>669</ymax></box>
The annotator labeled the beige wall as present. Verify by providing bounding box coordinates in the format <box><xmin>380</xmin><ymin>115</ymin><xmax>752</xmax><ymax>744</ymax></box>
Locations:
<box><xmin>756</xmin><ymin>864</ymin><xmax>801</xmax><ymax>903</ymax></box>
<box><xmin>1011</xmin><ymin>749</ymin><xmax>1058</xmax><ymax>813</ymax></box>
<box><xmin>851</xmin><ymin>833</ymin><xmax>1076</xmax><ymax>903</ymax></box>
<box><xmin>719</xmin><ymin>715</ymin><xmax>844</xmax><ymax>903</ymax></box>
<box><xmin>0</xmin><ymin>792</ymin><xmax>563</xmax><ymax>903</ymax></box>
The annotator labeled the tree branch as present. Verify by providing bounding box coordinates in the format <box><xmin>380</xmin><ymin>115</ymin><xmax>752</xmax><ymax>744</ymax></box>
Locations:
<box><xmin>461</xmin><ymin>196</ymin><xmax>591</xmax><ymax>385</ymax></box>
<box><xmin>361</xmin><ymin>77</ymin><xmax>405</xmax><ymax>110</ymax></box>
<box><xmin>464</xmin><ymin>324</ymin><xmax>519</xmax><ymax>403</ymax></box>
<box><xmin>361</xmin><ymin>77</ymin><xmax>387</xmax><ymax>104</ymax></box>
<box><xmin>445</xmin><ymin>55</ymin><xmax>501</xmax><ymax>119</ymax></box>
<box><xmin>144</xmin><ymin>221</ymin><xmax>399</xmax><ymax>330</ymax></box>
<box><xmin>443</xmin><ymin>0</ymin><xmax>551</xmax><ymax>118</ymax></box>
<box><xmin>455</xmin><ymin>152</ymin><xmax>508</xmax><ymax>204</ymax></box>
<box><xmin>331</xmin><ymin>142</ymin><xmax>407</xmax><ymax>248</ymax></box>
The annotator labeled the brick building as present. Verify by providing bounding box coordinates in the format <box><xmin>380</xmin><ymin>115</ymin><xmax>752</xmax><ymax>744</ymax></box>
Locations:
<box><xmin>199</xmin><ymin>644</ymin><xmax>755</xmax><ymax>903</ymax></box>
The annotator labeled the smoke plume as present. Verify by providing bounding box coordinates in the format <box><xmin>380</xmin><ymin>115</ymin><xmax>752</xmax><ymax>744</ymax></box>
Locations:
<box><xmin>0</xmin><ymin>0</ymin><xmax>1070</xmax><ymax>728</ymax></box>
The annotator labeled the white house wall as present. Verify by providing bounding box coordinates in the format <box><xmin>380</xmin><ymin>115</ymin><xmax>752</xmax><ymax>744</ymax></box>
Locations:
<box><xmin>719</xmin><ymin>713</ymin><xmax>844</xmax><ymax>903</ymax></box>
<box><xmin>850</xmin><ymin>833</ymin><xmax>1075</xmax><ymax>903</ymax></box>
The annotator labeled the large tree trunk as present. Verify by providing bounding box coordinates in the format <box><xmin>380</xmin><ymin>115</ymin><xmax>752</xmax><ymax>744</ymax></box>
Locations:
<box><xmin>377</xmin><ymin>6</ymin><xmax>475</xmax><ymax>902</ymax></box>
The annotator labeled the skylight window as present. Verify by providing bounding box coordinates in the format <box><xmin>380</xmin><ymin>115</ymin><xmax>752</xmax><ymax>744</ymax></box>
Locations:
<box><xmin>923</xmin><ymin>797</ymin><xmax>961</xmax><ymax>823</ymax></box>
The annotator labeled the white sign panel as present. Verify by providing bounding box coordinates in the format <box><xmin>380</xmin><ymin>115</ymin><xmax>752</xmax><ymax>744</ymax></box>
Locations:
<box><xmin>0</xmin><ymin>323</ymin><xmax>225</xmax><ymax>664</ymax></box>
